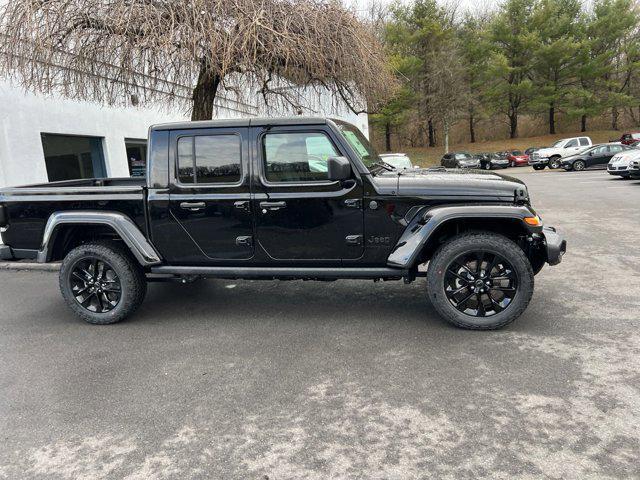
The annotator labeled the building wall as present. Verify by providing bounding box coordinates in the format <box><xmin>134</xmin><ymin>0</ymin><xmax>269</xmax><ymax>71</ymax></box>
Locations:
<box><xmin>0</xmin><ymin>80</ymin><xmax>368</xmax><ymax>188</ymax></box>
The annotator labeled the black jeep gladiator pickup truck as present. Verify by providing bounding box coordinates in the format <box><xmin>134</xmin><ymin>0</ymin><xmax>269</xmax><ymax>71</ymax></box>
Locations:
<box><xmin>0</xmin><ymin>117</ymin><xmax>566</xmax><ymax>329</ymax></box>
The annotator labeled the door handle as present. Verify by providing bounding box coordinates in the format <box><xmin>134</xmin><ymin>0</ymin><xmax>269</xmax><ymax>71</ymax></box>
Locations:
<box><xmin>259</xmin><ymin>201</ymin><xmax>287</xmax><ymax>211</ymax></box>
<box><xmin>180</xmin><ymin>201</ymin><xmax>206</xmax><ymax>211</ymax></box>
<box><xmin>234</xmin><ymin>200</ymin><xmax>250</xmax><ymax>212</ymax></box>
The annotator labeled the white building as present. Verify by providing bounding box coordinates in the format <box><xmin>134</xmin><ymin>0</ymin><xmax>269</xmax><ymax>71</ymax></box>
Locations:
<box><xmin>0</xmin><ymin>79</ymin><xmax>368</xmax><ymax>188</ymax></box>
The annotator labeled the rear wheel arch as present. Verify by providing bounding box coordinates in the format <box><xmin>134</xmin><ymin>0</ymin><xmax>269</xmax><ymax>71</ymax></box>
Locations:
<box><xmin>49</xmin><ymin>224</ymin><xmax>122</xmax><ymax>262</ymax></box>
<box><xmin>39</xmin><ymin>211</ymin><xmax>161</xmax><ymax>266</ymax></box>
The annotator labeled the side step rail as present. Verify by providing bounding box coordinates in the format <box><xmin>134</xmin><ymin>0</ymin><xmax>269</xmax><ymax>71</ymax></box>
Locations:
<box><xmin>150</xmin><ymin>266</ymin><xmax>409</xmax><ymax>280</ymax></box>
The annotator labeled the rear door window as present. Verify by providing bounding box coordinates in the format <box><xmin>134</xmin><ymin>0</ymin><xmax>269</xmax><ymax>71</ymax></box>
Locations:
<box><xmin>579</xmin><ymin>138</ymin><xmax>590</xmax><ymax>146</ymax></box>
<box><xmin>177</xmin><ymin>134</ymin><xmax>241</xmax><ymax>184</ymax></box>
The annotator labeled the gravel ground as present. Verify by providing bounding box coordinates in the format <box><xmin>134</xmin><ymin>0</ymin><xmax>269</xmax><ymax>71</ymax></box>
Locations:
<box><xmin>1</xmin><ymin>167</ymin><xmax>639</xmax><ymax>479</ymax></box>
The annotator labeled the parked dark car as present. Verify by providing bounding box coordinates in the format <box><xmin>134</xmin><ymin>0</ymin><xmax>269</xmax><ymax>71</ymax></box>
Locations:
<box><xmin>440</xmin><ymin>152</ymin><xmax>481</xmax><ymax>169</ymax></box>
<box><xmin>561</xmin><ymin>143</ymin><xmax>630</xmax><ymax>171</ymax></box>
<box><xmin>507</xmin><ymin>150</ymin><xmax>529</xmax><ymax>167</ymax></box>
<box><xmin>0</xmin><ymin>117</ymin><xmax>566</xmax><ymax>330</ymax></box>
<box><xmin>474</xmin><ymin>153</ymin><xmax>509</xmax><ymax>170</ymax></box>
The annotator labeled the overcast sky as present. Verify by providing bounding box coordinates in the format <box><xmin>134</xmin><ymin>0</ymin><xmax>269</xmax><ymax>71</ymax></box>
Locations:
<box><xmin>347</xmin><ymin>0</ymin><xmax>503</xmax><ymax>17</ymax></box>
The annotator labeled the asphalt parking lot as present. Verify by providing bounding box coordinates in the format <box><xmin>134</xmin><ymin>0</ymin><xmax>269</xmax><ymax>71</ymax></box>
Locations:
<box><xmin>1</xmin><ymin>168</ymin><xmax>639</xmax><ymax>479</ymax></box>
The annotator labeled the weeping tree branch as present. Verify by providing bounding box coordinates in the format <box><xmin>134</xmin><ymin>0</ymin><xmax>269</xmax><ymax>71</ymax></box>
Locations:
<box><xmin>0</xmin><ymin>0</ymin><xmax>396</xmax><ymax>119</ymax></box>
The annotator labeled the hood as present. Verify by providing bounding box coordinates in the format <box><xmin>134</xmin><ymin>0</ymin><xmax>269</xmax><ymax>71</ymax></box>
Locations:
<box><xmin>610</xmin><ymin>150</ymin><xmax>640</xmax><ymax>163</ymax></box>
<box><xmin>372</xmin><ymin>168</ymin><xmax>528</xmax><ymax>200</ymax></box>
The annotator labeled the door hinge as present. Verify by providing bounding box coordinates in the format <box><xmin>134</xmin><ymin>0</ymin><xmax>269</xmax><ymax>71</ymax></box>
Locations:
<box><xmin>236</xmin><ymin>236</ymin><xmax>253</xmax><ymax>247</ymax></box>
<box><xmin>344</xmin><ymin>198</ymin><xmax>362</xmax><ymax>209</ymax></box>
<box><xmin>345</xmin><ymin>235</ymin><xmax>363</xmax><ymax>246</ymax></box>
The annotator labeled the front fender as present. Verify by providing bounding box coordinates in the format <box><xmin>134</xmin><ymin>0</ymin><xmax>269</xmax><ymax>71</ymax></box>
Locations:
<box><xmin>38</xmin><ymin>211</ymin><xmax>162</xmax><ymax>266</ymax></box>
<box><xmin>386</xmin><ymin>205</ymin><xmax>540</xmax><ymax>269</ymax></box>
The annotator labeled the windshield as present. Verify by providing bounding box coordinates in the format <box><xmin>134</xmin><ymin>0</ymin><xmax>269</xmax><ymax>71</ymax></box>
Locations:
<box><xmin>336</xmin><ymin>121</ymin><xmax>380</xmax><ymax>168</ymax></box>
<box><xmin>552</xmin><ymin>140</ymin><xmax>565</xmax><ymax>147</ymax></box>
<box><xmin>455</xmin><ymin>153</ymin><xmax>472</xmax><ymax>160</ymax></box>
<box><xmin>380</xmin><ymin>155</ymin><xmax>413</xmax><ymax>169</ymax></box>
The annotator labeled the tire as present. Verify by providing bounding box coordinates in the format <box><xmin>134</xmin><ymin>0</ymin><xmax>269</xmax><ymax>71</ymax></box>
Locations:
<box><xmin>59</xmin><ymin>241</ymin><xmax>147</xmax><ymax>324</ymax></box>
<box><xmin>548</xmin><ymin>157</ymin><xmax>561</xmax><ymax>169</ymax></box>
<box><xmin>484</xmin><ymin>162</ymin><xmax>491</xmax><ymax>170</ymax></box>
<box><xmin>573</xmin><ymin>160</ymin><xmax>586</xmax><ymax>171</ymax></box>
<box><xmin>532</xmin><ymin>165</ymin><xmax>545</xmax><ymax>170</ymax></box>
<box><xmin>426</xmin><ymin>232</ymin><xmax>534</xmax><ymax>330</ymax></box>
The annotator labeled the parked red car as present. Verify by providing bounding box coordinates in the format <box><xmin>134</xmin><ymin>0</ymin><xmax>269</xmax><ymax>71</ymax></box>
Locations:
<box><xmin>506</xmin><ymin>150</ymin><xmax>529</xmax><ymax>167</ymax></box>
<box><xmin>619</xmin><ymin>132</ymin><xmax>640</xmax><ymax>145</ymax></box>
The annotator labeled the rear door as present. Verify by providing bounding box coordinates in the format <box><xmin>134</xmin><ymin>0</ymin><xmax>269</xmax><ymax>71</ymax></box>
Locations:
<box><xmin>585</xmin><ymin>145</ymin><xmax>608</xmax><ymax>168</ymax></box>
<box><xmin>601</xmin><ymin>144</ymin><xmax>625</xmax><ymax>167</ymax></box>
<box><xmin>251</xmin><ymin>125</ymin><xmax>364</xmax><ymax>263</ymax></box>
<box><xmin>167</xmin><ymin>127</ymin><xmax>254</xmax><ymax>263</ymax></box>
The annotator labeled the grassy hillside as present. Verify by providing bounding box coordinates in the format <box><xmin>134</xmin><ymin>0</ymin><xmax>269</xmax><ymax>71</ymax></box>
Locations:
<box><xmin>397</xmin><ymin>130</ymin><xmax>621</xmax><ymax>167</ymax></box>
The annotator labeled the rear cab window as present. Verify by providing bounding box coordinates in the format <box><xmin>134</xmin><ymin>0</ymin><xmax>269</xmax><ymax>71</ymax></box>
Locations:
<box><xmin>177</xmin><ymin>134</ymin><xmax>241</xmax><ymax>184</ymax></box>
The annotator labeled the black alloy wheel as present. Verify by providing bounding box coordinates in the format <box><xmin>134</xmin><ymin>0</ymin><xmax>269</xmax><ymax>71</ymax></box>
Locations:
<box><xmin>59</xmin><ymin>242</ymin><xmax>147</xmax><ymax>324</ymax></box>
<box><xmin>443</xmin><ymin>251</ymin><xmax>518</xmax><ymax>318</ymax></box>
<box><xmin>549</xmin><ymin>157</ymin><xmax>561</xmax><ymax>169</ymax></box>
<box><xmin>69</xmin><ymin>257</ymin><xmax>122</xmax><ymax>313</ymax></box>
<box><xmin>484</xmin><ymin>162</ymin><xmax>491</xmax><ymax>170</ymax></box>
<box><xmin>426</xmin><ymin>232</ymin><xmax>534</xmax><ymax>329</ymax></box>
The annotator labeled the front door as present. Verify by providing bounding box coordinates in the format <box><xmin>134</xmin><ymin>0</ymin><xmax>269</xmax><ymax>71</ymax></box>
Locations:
<box><xmin>252</xmin><ymin>126</ymin><xmax>364</xmax><ymax>263</ymax></box>
<box><xmin>167</xmin><ymin>127</ymin><xmax>254</xmax><ymax>264</ymax></box>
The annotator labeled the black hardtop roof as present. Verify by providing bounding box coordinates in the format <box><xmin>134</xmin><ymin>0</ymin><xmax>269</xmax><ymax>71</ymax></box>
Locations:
<box><xmin>151</xmin><ymin>116</ymin><xmax>334</xmax><ymax>131</ymax></box>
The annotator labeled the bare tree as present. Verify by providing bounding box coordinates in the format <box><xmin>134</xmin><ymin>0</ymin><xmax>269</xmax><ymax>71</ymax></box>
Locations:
<box><xmin>0</xmin><ymin>0</ymin><xmax>395</xmax><ymax>120</ymax></box>
<box><xmin>424</xmin><ymin>44</ymin><xmax>468</xmax><ymax>153</ymax></box>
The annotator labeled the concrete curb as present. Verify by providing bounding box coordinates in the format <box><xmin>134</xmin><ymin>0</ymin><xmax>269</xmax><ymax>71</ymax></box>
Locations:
<box><xmin>0</xmin><ymin>262</ymin><xmax>60</xmax><ymax>271</ymax></box>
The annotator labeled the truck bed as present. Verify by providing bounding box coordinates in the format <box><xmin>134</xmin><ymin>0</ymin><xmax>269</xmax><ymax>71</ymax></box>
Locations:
<box><xmin>0</xmin><ymin>178</ymin><xmax>147</xmax><ymax>251</ymax></box>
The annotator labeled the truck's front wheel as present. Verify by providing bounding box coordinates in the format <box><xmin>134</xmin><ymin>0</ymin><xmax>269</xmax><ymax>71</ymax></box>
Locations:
<box><xmin>548</xmin><ymin>156</ymin><xmax>561</xmax><ymax>169</ymax></box>
<box><xmin>426</xmin><ymin>232</ymin><xmax>534</xmax><ymax>330</ymax></box>
<box><xmin>59</xmin><ymin>242</ymin><xmax>147</xmax><ymax>324</ymax></box>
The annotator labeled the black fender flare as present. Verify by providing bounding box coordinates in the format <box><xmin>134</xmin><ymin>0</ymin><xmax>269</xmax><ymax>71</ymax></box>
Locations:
<box><xmin>386</xmin><ymin>205</ymin><xmax>541</xmax><ymax>269</ymax></box>
<box><xmin>37</xmin><ymin>211</ymin><xmax>162</xmax><ymax>266</ymax></box>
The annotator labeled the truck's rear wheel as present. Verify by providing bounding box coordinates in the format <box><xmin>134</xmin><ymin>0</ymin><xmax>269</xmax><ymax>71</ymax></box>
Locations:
<box><xmin>426</xmin><ymin>232</ymin><xmax>534</xmax><ymax>330</ymax></box>
<box><xmin>59</xmin><ymin>242</ymin><xmax>147</xmax><ymax>324</ymax></box>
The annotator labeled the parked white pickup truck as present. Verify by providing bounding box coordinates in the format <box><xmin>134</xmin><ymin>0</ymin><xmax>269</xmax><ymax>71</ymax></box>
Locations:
<box><xmin>529</xmin><ymin>136</ymin><xmax>593</xmax><ymax>169</ymax></box>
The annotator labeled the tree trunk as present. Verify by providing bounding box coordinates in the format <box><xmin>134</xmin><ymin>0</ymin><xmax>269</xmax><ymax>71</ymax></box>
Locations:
<box><xmin>509</xmin><ymin>112</ymin><xmax>518</xmax><ymax>139</ymax></box>
<box><xmin>469</xmin><ymin>113</ymin><xmax>476</xmax><ymax>143</ymax></box>
<box><xmin>384</xmin><ymin>121</ymin><xmax>391</xmax><ymax>152</ymax></box>
<box><xmin>611</xmin><ymin>106</ymin><xmax>619</xmax><ymax>130</ymax></box>
<box><xmin>444</xmin><ymin>120</ymin><xmax>450</xmax><ymax>154</ymax></box>
<box><xmin>191</xmin><ymin>63</ymin><xmax>221</xmax><ymax>121</ymax></box>
<box><xmin>428</xmin><ymin>119</ymin><xmax>436</xmax><ymax>147</ymax></box>
<box><xmin>581</xmin><ymin>114</ymin><xmax>587</xmax><ymax>132</ymax></box>
<box><xmin>548</xmin><ymin>103</ymin><xmax>555</xmax><ymax>134</ymax></box>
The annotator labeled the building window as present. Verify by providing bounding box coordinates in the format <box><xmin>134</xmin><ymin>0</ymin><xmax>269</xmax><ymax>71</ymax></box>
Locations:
<box><xmin>125</xmin><ymin>139</ymin><xmax>147</xmax><ymax>177</ymax></box>
<box><xmin>176</xmin><ymin>135</ymin><xmax>242</xmax><ymax>184</ymax></box>
<box><xmin>41</xmin><ymin>134</ymin><xmax>106</xmax><ymax>182</ymax></box>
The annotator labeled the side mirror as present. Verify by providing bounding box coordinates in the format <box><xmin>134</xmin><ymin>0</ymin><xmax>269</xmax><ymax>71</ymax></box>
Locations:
<box><xmin>327</xmin><ymin>156</ymin><xmax>352</xmax><ymax>181</ymax></box>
